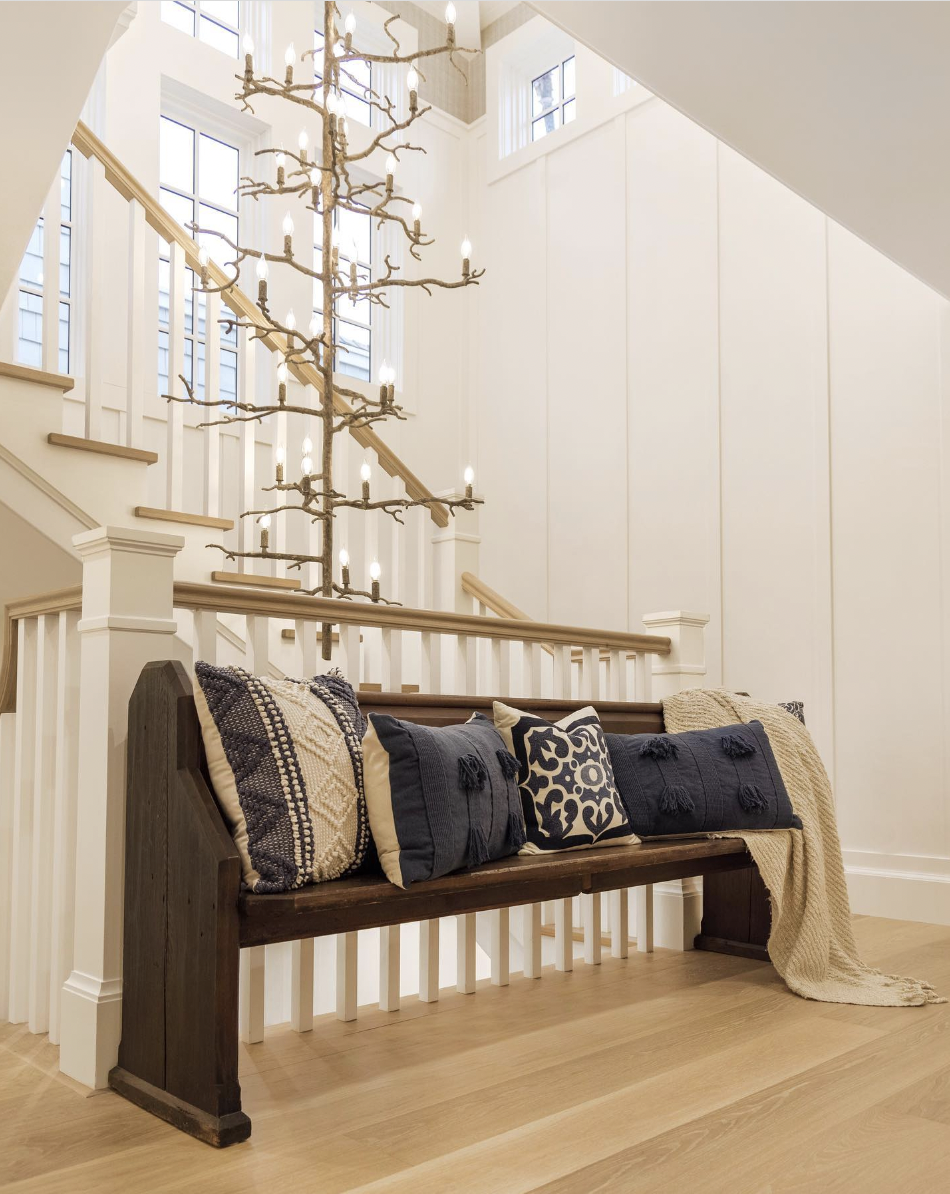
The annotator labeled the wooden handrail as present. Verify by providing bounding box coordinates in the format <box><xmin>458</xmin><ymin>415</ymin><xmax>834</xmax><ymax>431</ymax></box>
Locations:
<box><xmin>461</xmin><ymin>571</ymin><xmax>533</xmax><ymax>621</ymax></box>
<box><xmin>69</xmin><ymin>121</ymin><xmax>449</xmax><ymax>528</ymax></box>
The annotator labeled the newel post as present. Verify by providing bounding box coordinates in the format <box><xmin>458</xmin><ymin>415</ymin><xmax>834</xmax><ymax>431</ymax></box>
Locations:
<box><xmin>59</xmin><ymin>527</ymin><xmax>185</xmax><ymax>1090</ymax></box>
<box><xmin>641</xmin><ymin>611</ymin><xmax>710</xmax><ymax>951</ymax></box>
<box><xmin>431</xmin><ymin>494</ymin><xmax>480</xmax><ymax>614</ymax></box>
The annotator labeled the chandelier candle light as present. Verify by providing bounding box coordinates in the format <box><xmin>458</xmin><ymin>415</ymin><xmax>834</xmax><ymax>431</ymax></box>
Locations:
<box><xmin>171</xmin><ymin>2</ymin><xmax>484</xmax><ymax>657</ymax></box>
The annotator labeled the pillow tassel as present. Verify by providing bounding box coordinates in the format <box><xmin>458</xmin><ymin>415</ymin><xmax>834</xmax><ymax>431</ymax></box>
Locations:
<box><xmin>496</xmin><ymin>749</ymin><xmax>521</xmax><ymax>781</ymax></box>
<box><xmin>659</xmin><ymin>784</ymin><xmax>695</xmax><ymax>815</ymax></box>
<box><xmin>458</xmin><ymin>753</ymin><xmax>487</xmax><ymax>792</ymax></box>
<box><xmin>720</xmin><ymin>733</ymin><xmax>757</xmax><ymax>759</ymax></box>
<box><xmin>639</xmin><ymin>735</ymin><xmax>679</xmax><ymax>760</ymax></box>
<box><xmin>738</xmin><ymin>783</ymin><xmax>767</xmax><ymax>812</ymax></box>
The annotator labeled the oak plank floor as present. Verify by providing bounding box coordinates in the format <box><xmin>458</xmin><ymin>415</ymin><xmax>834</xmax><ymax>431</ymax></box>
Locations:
<box><xmin>1</xmin><ymin>916</ymin><xmax>949</xmax><ymax>1194</ymax></box>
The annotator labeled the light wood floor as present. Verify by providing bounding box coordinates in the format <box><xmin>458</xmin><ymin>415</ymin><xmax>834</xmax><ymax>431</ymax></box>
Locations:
<box><xmin>2</xmin><ymin>916</ymin><xmax>950</xmax><ymax>1193</ymax></box>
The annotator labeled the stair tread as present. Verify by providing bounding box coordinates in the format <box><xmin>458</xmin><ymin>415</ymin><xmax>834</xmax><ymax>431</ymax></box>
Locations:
<box><xmin>136</xmin><ymin>506</ymin><xmax>233</xmax><ymax>530</ymax></box>
<box><xmin>211</xmin><ymin>569</ymin><xmax>301</xmax><ymax>591</ymax></box>
<box><xmin>2</xmin><ymin>361</ymin><xmax>75</xmax><ymax>391</ymax></box>
<box><xmin>48</xmin><ymin>432</ymin><xmax>157</xmax><ymax>464</ymax></box>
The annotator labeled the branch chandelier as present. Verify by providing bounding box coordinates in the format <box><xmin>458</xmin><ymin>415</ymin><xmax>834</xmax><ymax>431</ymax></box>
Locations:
<box><xmin>172</xmin><ymin>1</ymin><xmax>484</xmax><ymax>657</ymax></box>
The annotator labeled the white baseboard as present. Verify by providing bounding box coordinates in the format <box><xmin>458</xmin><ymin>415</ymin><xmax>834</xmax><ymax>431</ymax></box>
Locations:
<box><xmin>843</xmin><ymin>850</ymin><xmax>950</xmax><ymax>925</ymax></box>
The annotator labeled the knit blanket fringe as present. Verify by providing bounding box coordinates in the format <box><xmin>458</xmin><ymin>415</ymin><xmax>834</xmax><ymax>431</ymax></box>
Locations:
<box><xmin>662</xmin><ymin>688</ymin><xmax>945</xmax><ymax>1007</ymax></box>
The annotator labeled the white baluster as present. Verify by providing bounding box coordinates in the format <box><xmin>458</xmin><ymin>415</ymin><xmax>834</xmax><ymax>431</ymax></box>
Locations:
<box><xmin>456</xmin><ymin>635</ymin><xmax>476</xmax><ymax>696</ymax></box>
<box><xmin>336</xmin><ymin>930</ymin><xmax>358</xmax><ymax>1021</ymax></box>
<box><xmin>203</xmin><ymin>290</ymin><xmax>221</xmax><ymax>519</ymax></box>
<box><xmin>126</xmin><ymin>198</ymin><xmax>147</xmax><ymax>449</ymax></box>
<box><xmin>419</xmin><ymin>919</ymin><xmax>440</xmax><ymax>1003</ymax></box>
<box><xmin>637</xmin><ymin>884</ymin><xmax>654</xmax><ymax>953</ymax></box>
<box><xmin>581</xmin><ymin>646</ymin><xmax>600</xmax><ymax>701</ymax></box>
<box><xmin>528</xmin><ymin>642</ymin><xmax>544</xmax><ymax>699</ymax></box>
<box><xmin>193</xmin><ymin>608</ymin><xmax>218</xmax><ymax>664</ymax></box>
<box><xmin>82</xmin><ymin>157</ymin><xmax>105</xmax><ymax>439</ymax></box>
<box><xmin>456</xmin><ymin>912</ymin><xmax>476</xmax><ymax>994</ymax></box>
<box><xmin>165</xmin><ymin>240</ymin><xmax>186</xmax><ymax>510</ymax></box>
<box><xmin>635</xmin><ymin>652</ymin><xmax>653</xmax><ymax>703</ymax></box>
<box><xmin>0</xmin><ymin>711</ymin><xmax>15</xmax><ymax>1022</ymax></box>
<box><xmin>554</xmin><ymin>898</ymin><xmax>573</xmax><ymax>973</ymax></box>
<box><xmin>28</xmin><ymin>615</ymin><xmax>57</xmax><ymax>1033</ymax></box>
<box><xmin>583</xmin><ymin>893</ymin><xmax>602</xmax><ymax>967</ymax></box>
<box><xmin>610</xmin><ymin>889</ymin><xmax>629</xmax><ymax>959</ymax></box>
<box><xmin>8</xmin><ymin>618</ymin><xmax>37</xmax><ymax>1023</ymax></box>
<box><xmin>421</xmin><ymin>631</ymin><xmax>442</xmax><ymax>694</ymax></box>
<box><xmin>245</xmin><ymin>613</ymin><xmax>269</xmax><ymax>673</ymax></box>
<box><xmin>339</xmin><ymin>622</ymin><xmax>361</xmax><ymax>689</ymax></box>
<box><xmin>290</xmin><ymin>938</ymin><xmax>314</xmax><ymax>1033</ymax></box>
<box><xmin>239</xmin><ymin>946</ymin><xmax>265</xmax><ymax>1043</ymax></box>
<box><xmin>237</xmin><ymin>329</ymin><xmax>257</xmax><ymax>571</ymax></box>
<box><xmin>382</xmin><ymin>628</ymin><xmax>402</xmax><ymax>693</ymax></box>
<box><xmin>608</xmin><ymin>649</ymin><xmax>628</xmax><ymax>702</ymax></box>
<box><xmin>552</xmin><ymin>644</ymin><xmax>572</xmax><ymax>700</ymax></box>
<box><xmin>41</xmin><ymin>171</ymin><xmax>61</xmax><ymax>376</ymax></box>
<box><xmin>490</xmin><ymin>638</ymin><xmax>511</xmax><ymax>696</ymax></box>
<box><xmin>490</xmin><ymin>907</ymin><xmax>509</xmax><ymax>986</ymax></box>
<box><xmin>295</xmin><ymin>617</ymin><xmax>317</xmax><ymax>677</ymax></box>
<box><xmin>523</xmin><ymin>903</ymin><xmax>542</xmax><ymax>979</ymax></box>
<box><xmin>379</xmin><ymin>924</ymin><xmax>401</xmax><ymax>1011</ymax></box>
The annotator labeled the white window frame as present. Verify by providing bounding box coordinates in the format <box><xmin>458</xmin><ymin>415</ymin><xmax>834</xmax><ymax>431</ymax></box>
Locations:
<box><xmin>530</xmin><ymin>55</ymin><xmax>575</xmax><ymax>143</ymax></box>
<box><xmin>16</xmin><ymin>151</ymin><xmax>73</xmax><ymax>374</ymax></box>
<box><xmin>161</xmin><ymin>0</ymin><xmax>242</xmax><ymax>57</ymax></box>
<box><xmin>314</xmin><ymin>203</ymin><xmax>374</xmax><ymax>383</ymax></box>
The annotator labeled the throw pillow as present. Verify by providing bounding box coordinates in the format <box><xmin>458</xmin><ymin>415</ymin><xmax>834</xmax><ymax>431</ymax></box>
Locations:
<box><xmin>193</xmin><ymin>663</ymin><xmax>370</xmax><ymax>892</ymax></box>
<box><xmin>778</xmin><ymin>700</ymin><xmax>806</xmax><ymax>725</ymax></box>
<box><xmin>362</xmin><ymin>713</ymin><xmax>524</xmax><ymax>888</ymax></box>
<box><xmin>492</xmin><ymin>701</ymin><xmax>635</xmax><ymax>854</ymax></box>
<box><xmin>605</xmin><ymin>721</ymin><xmax>802</xmax><ymax>838</ymax></box>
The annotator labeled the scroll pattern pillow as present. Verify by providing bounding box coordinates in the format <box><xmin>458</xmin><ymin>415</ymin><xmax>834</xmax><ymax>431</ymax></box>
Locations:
<box><xmin>605</xmin><ymin>720</ymin><xmax>802</xmax><ymax>839</ymax></box>
<box><xmin>194</xmin><ymin>663</ymin><xmax>370</xmax><ymax>892</ymax></box>
<box><xmin>492</xmin><ymin>702</ymin><xmax>635</xmax><ymax>854</ymax></box>
<box><xmin>362</xmin><ymin>712</ymin><xmax>524</xmax><ymax>888</ymax></box>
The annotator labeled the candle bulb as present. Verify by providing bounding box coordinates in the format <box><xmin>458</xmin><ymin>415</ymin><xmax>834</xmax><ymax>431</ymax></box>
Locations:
<box><xmin>284</xmin><ymin>42</ymin><xmax>295</xmax><ymax>84</ymax></box>
<box><xmin>275</xmin><ymin>150</ymin><xmax>286</xmax><ymax>188</ymax></box>
<box><xmin>339</xmin><ymin>116</ymin><xmax>349</xmax><ymax>148</ymax></box>
<box><xmin>412</xmin><ymin>201</ymin><xmax>422</xmax><ymax>238</ymax></box>
<box><xmin>331</xmin><ymin>227</ymin><xmax>340</xmax><ymax>272</ymax></box>
<box><xmin>360</xmin><ymin>458</ymin><xmax>371</xmax><ymax>503</ymax></box>
<box><xmin>325</xmin><ymin>89</ymin><xmax>338</xmax><ymax>136</ymax></box>
<box><xmin>256</xmin><ymin>256</ymin><xmax>269</xmax><ymax>307</ymax></box>
<box><xmin>242</xmin><ymin>33</ymin><xmax>254</xmax><ymax>81</ymax></box>
<box><xmin>385</xmin><ymin>153</ymin><xmax>396</xmax><ymax>194</ymax></box>
<box><xmin>260</xmin><ymin>513</ymin><xmax>271</xmax><ymax>552</ymax></box>
<box><xmin>370</xmin><ymin>559</ymin><xmax>381</xmax><ymax>603</ymax></box>
<box><xmin>464</xmin><ymin>464</ymin><xmax>474</xmax><ymax>503</ymax></box>
<box><xmin>286</xmin><ymin>309</ymin><xmax>296</xmax><ymax>334</ymax></box>
<box><xmin>297</xmin><ymin>129</ymin><xmax>309</xmax><ymax>165</ymax></box>
<box><xmin>275</xmin><ymin>445</ymin><xmax>285</xmax><ymax>484</ymax></box>
<box><xmin>301</xmin><ymin>454</ymin><xmax>313</xmax><ymax>495</ymax></box>
<box><xmin>461</xmin><ymin>235</ymin><xmax>472</xmax><ymax>279</ymax></box>
<box><xmin>302</xmin><ymin>436</ymin><xmax>313</xmax><ymax>456</ymax></box>
<box><xmin>339</xmin><ymin>547</ymin><xmax>350</xmax><ymax>588</ymax></box>
<box><xmin>344</xmin><ymin>11</ymin><xmax>356</xmax><ymax>50</ymax></box>
<box><xmin>282</xmin><ymin>212</ymin><xmax>294</xmax><ymax>257</ymax></box>
<box><xmin>407</xmin><ymin>64</ymin><xmax>419</xmax><ymax>114</ymax></box>
<box><xmin>445</xmin><ymin>2</ymin><xmax>456</xmax><ymax>45</ymax></box>
<box><xmin>309</xmin><ymin>167</ymin><xmax>320</xmax><ymax>208</ymax></box>
<box><xmin>308</xmin><ymin>314</ymin><xmax>320</xmax><ymax>341</ymax></box>
<box><xmin>378</xmin><ymin>361</ymin><xmax>390</xmax><ymax>406</ymax></box>
<box><xmin>277</xmin><ymin>361</ymin><xmax>288</xmax><ymax>405</ymax></box>
<box><xmin>197</xmin><ymin>246</ymin><xmax>210</xmax><ymax>288</ymax></box>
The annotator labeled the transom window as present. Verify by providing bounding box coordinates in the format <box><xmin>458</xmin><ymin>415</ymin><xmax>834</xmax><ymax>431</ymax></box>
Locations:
<box><xmin>158</xmin><ymin>115</ymin><xmax>239</xmax><ymax>404</ymax></box>
<box><xmin>314</xmin><ymin>28</ymin><xmax>372</xmax><ymax>127</ymax></box>
<box><xmin>314</xmin><ymin>205</ymin><xmax>372</xmax><ymax>381</ymax></box>
<box><xmin>17</xmin><ymin>152</ymin><xmax>72</xmax><ymax>373</ymax></box>
<box><xmin>531</xmin><ymin>55</ymin><xmax>575</xmax><ymax>142</ymax></box>
<box><xmin>161</xmin><ymin>0</ymin><xmax>240</xmax><ymax>57</ymax></box>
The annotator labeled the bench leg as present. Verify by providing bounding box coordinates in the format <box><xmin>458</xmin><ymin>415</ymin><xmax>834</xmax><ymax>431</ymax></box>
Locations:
<box><xmin>694</xmin><ymin>865</ymin><xmax>771</xmax><ymax>962</ymax></box>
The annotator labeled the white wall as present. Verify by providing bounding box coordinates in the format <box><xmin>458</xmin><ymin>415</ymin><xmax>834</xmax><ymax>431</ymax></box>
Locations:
<box><xmin>470</xmin><ymin>21</ymin><xmax>950</xmax><ymax>923</ymax></box>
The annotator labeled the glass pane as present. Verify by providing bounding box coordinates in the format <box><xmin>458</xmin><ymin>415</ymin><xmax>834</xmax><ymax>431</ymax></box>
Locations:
<box><xmin>199</xmin><ymin>133</ymin><xmax>239</xmax><ymax>211</ymax></box>
<box><xmin>161</xmin><ymin>1</ymin><xmax>195</xmax><ymax>34</ymax></box>
<box><xmin>184</xmin><ymin>335</ymin><xmax>195</xmax><ymax>388</ymax></box>
<box><xmin>342</xmin><ymin>91</ymin><xmax>371</xmax><ymax>127</ymax></box>
<box><xmin>158</xmin><ymin>258</ymin><xmax>170</xmax><ymax>329</ymax></box>
<box><xmin>562</xmin><ymin>56</ymin><xmax>575</xmax><ymax>99</ymax></box>
<box><xmin>60</xmin><ymin>225</ymin><xmax>70</xmax><ymax>296</ymax></box>
<box><xmin>160</xmin><ymin>117</ymin><xmax>195</xmax><ymax>194</ymax></box>
<box><xmin>335</xmin><ymin>319</ymin><xmax>370</xmax><ymax>381</ymax></box>
<box><xmin>159</xmin><ymin>188</ymin><xmax>195</xmax><ymax>256</ymax></box>
<box><xmin>199</xmin><ymin>16</ymin><xmax>239</xmax><ymax>57</ymax></box>
<box><xmin>346</xmin><ymin>57</ymin><xmax>371</xmax><ymax>93</ymax></box>
<box><xmin>195</xmin><ymin>285</ymin><xmax>206</xmax><ymax>340</ymax></box>
<box><xmin>221</xmin><ymin>314</ymin><xmax>237</xmax><ymax>347</ymax></box>
<box><xmin>17</xmin><ymin>292</ymin><xmax>43</xmax><ymax>367</ymax></box>
<box><xmin>60</xmin><ymin>151</ymin><xmax>72</xmax><ymax>221</ymax></box>
<box><xmin>158</xmin><ymin>328</ymin><xmax>169</xmax><ymax>393</ymax></box>
<box><xmin>337</xmin><ymin>206</ymin><xmax>370</xmax><ymax>264</ymax></box>
<box><xmin>184</xmin><ymin>267</ymin><xmax>196</xmax><ymax>335</ymax></box>
<box><xmin>337</xmin><ymin>280</ymin><xmax>369</xmax><ymax>326</ymax></box>
<box><xmin>59</xmin><ymin>301</ymin><xmax>70</xmax><ymax>374</ymax></box>
<box><xmin>198</xmin><ymin>203</ymin><xmax>238</xmax><ymax>265</ymax></box>
<box><xmin>563</xmin><ymin>98</ymin><xmax>576</xmax><ymax>124</ymax></box>
<box><xmin>201</xmin><ymin>0</ymin><xmax>238</xmax><ymax>27</ymax></box>
<box><xmin>195</xmin><ymin>337</ymin><xmax>206</xmax><ymax>400</ymax></box>
<box><xmin>531</xmin><ymin>109</ymin><xmax>559</xmax><ymax>142</ymax></box>
<box><xmin>532</xmin><ymin>66</ymin><xmax>559</xmax><ymax>118</ymax></box>
<box><xmin>19</xmin><ymin>220</ymin><xmax>43</xmax><ymax>287</ymax></box>
<box><xmin>313</xmin><ymin>29</ymin><xmax>324</xmax><ymax>85</ymax></box>
<box><xmin>220</xmin><ymin>347</ymin><xmax>238</xmax><ymax>405</ymax></box>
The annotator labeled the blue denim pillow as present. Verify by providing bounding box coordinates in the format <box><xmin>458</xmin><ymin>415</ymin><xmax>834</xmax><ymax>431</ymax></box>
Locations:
<box><xmin>605</xmin><ymin>721</ymin><xmax>801</xmax><ymax>838</ymax></box>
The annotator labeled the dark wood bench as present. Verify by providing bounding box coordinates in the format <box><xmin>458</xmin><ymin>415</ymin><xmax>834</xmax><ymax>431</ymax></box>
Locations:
<box><xmin>109</xmin><ymin>660</ymin><xmax>771</xmax><ymax>1147</ymax></box>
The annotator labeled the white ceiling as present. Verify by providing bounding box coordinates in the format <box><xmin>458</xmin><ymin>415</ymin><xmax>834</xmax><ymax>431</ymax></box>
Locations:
<box><xmin>531</xmin><ymin>0</ymin><xmax>950</xmax><ymax>301</ymax></box>
<box><xmin>0</xmin><ymin>1</ymin><xmax>128</xmax><ymax>306</ymax></box>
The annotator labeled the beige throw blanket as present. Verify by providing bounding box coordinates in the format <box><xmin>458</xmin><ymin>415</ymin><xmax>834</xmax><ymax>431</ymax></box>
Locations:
<box><xmin>662</xmin><ymin>688</ymin><xmax>944</xmax><ymax>1006</ymax></box>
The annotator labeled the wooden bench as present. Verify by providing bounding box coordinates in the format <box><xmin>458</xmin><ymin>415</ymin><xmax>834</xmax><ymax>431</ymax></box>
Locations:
<box><xmin>108</xmin><ymin>660</ymin><xmax>771</xmax><ymax>1147</ymax></box>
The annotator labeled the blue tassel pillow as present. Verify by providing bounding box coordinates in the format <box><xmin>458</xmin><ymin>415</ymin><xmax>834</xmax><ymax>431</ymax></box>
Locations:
<box><xmin>605</xmin><ymin>721</ymin><xmax>802</xmax><ymax>838</ymax></box>
<box><xmin>362</xmin><ymin>713</ymin><xmax>524</xmax><ymax>888</ymax></box>
<box><xmin>492</xmin><ymin>702</ymin><xmax>635</xmax><ymax>854</ymax></box>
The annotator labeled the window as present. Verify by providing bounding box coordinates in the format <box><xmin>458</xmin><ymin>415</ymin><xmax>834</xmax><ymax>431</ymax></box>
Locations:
<box><xmin>531</xmin><ymin>55</ymin><xmax>575</xmax><ymax>142</ymax></box>
<box><xmin>314</xmin><ymin>205</ymin><xmax>372</xmax><ymax>381</ymax></box>
<box><xmin>161</xmin><ymin>1</ymin><xmax>240</xmax><ymax>57</ymax></box>
<box><xmin>17</xmin><ymin>152</ymin><xmax>72</xmax><ymax>372</ymax></box>
<box><xmin>314</xmin><ymin>28</ymin><xmax>372</xmax><ymax>127</ymax></box>
<box><xmin>158</xmin><ymin>115</ymin><xmax>239</xmax><ymax>404</ymax></box>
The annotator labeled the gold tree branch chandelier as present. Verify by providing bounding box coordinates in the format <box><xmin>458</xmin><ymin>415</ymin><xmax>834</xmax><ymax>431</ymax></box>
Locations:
<box><xmin>174</xmin><ymin>1</ymin><xmax>483</xmax><ymax>656</ymax></box>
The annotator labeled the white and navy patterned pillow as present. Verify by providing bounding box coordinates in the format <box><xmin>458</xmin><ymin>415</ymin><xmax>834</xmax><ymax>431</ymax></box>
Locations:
<box><xmin>778</xmin><ymin>700</ymin><xmax>805</xmax><ymax>725</ymax></box>
<box><xmin>492</xmin><ymin>702</ymin><xmax>635</xmax><ymax>854</ymax></box>
<box><xmin>193</xmin><ymin>663</ymin><xmax>370</xmax><ymax>892</ymax></box>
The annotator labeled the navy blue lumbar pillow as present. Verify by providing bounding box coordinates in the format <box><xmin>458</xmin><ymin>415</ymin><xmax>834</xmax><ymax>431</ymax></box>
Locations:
<box><xmin>605</xmin><ymin>721</ymin><xmax>802</xmax><ymax>838</ymax></box>
<box><xmin>362</xmin><ymin>712</ymin><xmax>525</xmax><ymax>888</ymax></box>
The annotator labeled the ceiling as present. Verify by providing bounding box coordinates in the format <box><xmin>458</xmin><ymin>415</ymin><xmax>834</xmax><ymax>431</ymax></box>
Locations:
<box><xmin>0</xmin><ymin>1</ymin><xmax>128</xmax><ymax>305</ymax></box>
<box><xmin>531</xmin><ymin>0</ymin><xmax>950</xmax><ymax>301</ymax></box>
<box><xmin>412</xmin><ymin>1</ymin><xmax>521</xmax><ymax>48</ymax></box>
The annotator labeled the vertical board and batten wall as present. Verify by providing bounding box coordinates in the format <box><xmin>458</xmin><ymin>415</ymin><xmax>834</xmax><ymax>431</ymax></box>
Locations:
<box><xmin>474</xmin><ymin>30</ymin><xmax>950</xmax><ymax>922</ymax></box>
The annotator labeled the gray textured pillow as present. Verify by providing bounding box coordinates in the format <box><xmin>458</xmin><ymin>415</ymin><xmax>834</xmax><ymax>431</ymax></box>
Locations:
<box><xmin>194</xmin><ymin>663</ymin><xmax>369</xmax><ymax>892</ymax></box>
